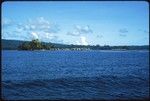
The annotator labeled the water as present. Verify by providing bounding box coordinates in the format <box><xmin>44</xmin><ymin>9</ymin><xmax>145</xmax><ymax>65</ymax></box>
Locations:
<box><xmin>2</xmin><ymin>50</ymin><xmax>149</xmax><ymax>100</ymax></box>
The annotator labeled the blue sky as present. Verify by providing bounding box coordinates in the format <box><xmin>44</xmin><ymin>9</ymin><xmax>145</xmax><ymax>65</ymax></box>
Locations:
<box><xmin>2</xmin><ymin>1</ymin><xmax>149</xmax><ymax>45</ymax></box>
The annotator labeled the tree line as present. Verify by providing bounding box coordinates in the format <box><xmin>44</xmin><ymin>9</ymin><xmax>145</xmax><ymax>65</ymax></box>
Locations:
<box><xmin>17</xmin><ymin>39</ymin><xmax>149</xmax><ymax>50</ymax></box>
<box><xmin>18</xmin><ymin>39</ymin><xmax>54</xmax><ymax>50</ymax></box>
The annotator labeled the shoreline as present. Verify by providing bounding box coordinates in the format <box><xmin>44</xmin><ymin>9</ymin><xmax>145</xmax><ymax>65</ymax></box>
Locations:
<box><xmin>2</xmin><ymin>49</ymin><xmax>149</xmax><ymax>52</ymax></box>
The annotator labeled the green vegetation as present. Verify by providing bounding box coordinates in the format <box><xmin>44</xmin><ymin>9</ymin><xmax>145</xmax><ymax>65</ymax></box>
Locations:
<box><xmin>18</xmin><ymin>39</ymin><xmax>54</xmax><ymax>50</ymax></box>
<box><xmin>2</xmin><ymin>39</ymin><xmax>149</xmax><ymax>50</ymax></box>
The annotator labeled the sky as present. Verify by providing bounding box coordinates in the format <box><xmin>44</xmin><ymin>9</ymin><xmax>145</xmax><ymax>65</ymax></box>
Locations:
<box><xmin>2</xmin><ymin>1</ymin><xmax>149</xmax><ymax>46</ymax></box>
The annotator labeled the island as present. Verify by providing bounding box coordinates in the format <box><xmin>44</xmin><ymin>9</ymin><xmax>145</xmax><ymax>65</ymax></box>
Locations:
<box><xmin>18</xmin><ymin>39</ymin><xmax>54</xmax><ymax>50</ymax></box>
<box><xmin>2</xmin><ymin>39</ymin><xmax>149</xmax><ymax>51</ymax></box>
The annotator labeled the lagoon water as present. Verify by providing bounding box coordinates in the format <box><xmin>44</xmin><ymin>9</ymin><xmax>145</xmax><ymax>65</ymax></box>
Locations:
<box><xmin>2</xmin><ymin>50</ymin><xmax>149</xmax><ymax>100</ymax></box>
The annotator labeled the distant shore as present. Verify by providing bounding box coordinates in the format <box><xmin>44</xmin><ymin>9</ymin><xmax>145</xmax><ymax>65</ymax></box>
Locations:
<box><xmin>2</xmin><ymin>49</ymin><xmax>149</xmax><ymax>51</ymax></box>
<box><xmin>2</xmin><ymin>39</ymin><xmax>149</xmax><ymax>51</ymax></box>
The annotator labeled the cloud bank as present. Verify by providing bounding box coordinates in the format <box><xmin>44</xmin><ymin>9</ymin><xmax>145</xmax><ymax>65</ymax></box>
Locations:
<box><xmin>2</xmin><ymin>17</ymin><xmax>62</xmax><ymax>43</ymax></box>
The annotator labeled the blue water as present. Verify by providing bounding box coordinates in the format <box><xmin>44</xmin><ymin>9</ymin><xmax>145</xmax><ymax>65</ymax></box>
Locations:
<box><xmin>2</xmin><ymin>50</ymin><xmax>149</xmax><ymax>100</ymax></box>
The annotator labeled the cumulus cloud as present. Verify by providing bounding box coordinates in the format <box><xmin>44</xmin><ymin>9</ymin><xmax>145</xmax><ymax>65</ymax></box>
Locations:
<box><xmin>119</xmin><ymin>28</ymin><xmax>128</xmax><ymax>33</ymax></box>
<box><xmin>18</xmin><ymin>17</ymin><xmax>60</xmax><ymax>33</ymax></box>
<box><xmin>76</xmin><ymin>36</ymin><xmax>88</xmax><ymax>45</ymax></box>
<box><xmin>67</xmin><ymin>31</ymin><xmax>80</xmax><ymax>36</ymax></box>
<box><xmin>15</xmin><ymin>27</ymin><xmax>24</xmax><ymax>33</ymax></box>
<box><xmin>25</xmin><ymin>17</ymin><xmax>60</xmax><ymax>42</ymax></box>
<box><xmin>26</xmin><ymin>31</ymin><xmax>61</xmax><ymax>43</ymax></box>
<box><xmin>2</xmin><ymin>17</ymin><xmax>63</xmax><ymax>43</ymax></box>
<box><xmin>67</xmin><ymin>25</ymin><xmax>93</xmax><ymax>36</ymax></box>
<box><xmin>2</xmin><ymin>31</ymin><xmax>29</xmax><ymax>40</ymax></box>
<box><xmin>75</xmin><ymin>25</ymin><xmax>93</xmax><ymax>34</ymax></box>
<box><xmin>2</xmin><ymin>32</ymin><xmax>13</xmax><ymax>39</ymax></box>
<box><xmin>31</xmin><ymin>32</ymin><xmax>39</xmax><ymax>39</ymax></box>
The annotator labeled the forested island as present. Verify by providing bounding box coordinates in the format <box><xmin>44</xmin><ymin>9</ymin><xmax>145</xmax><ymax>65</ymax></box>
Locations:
<box><xmin>18</xmin><ymin>39</ymin><xmax>54</xmax><ymax>50</ymax></box>
<box><xmin>2</xmin><ymin>39</ymin><xmax>149</xmax><ymax>51</ymax></box>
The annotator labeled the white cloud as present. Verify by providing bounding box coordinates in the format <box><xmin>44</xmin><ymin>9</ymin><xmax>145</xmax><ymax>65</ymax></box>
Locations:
<box><xmin>67</xmin><ymin>31</ymin><xmax>80</xmax><ymax>36</ymax></box>
<box><xmin>31</xmin><ymin>32</ymin><xmax>39</xmax><ymax>39</ymax></box>
<box><xmin>26</xmin><ymin>31</ymin><xmax>63</xmax><ymax>43</ymax></box>
<box><xmin>67</xmin><ymin>25</ymin><xmax>93</xmax><ymax>36</ymax></box>
<box><xmin>80</xmin><ymin>36</ymin><xmax>88</xmax><ymax>45</ymax></box>
<box><xmin>2</xmin><ymin>18</ymin><xmax>13</xmax><ymax>27</ymax></box>
<box><xmin>75</xmin><ymin>25</ymin><xmax>93</xmax><ymax>34</ymax></box>
<box><xmin>2</xmin><ymin>31</ymin><xmax>29</xmax><ymax>40</ymax></box>
<box><xmin>23</xmin><ymin>17</ymin><xmax>60</xmax><ymax>33</ymax></box>
<box><xmin>76</xmin><ymin>36</ymin><xmax>88</xmax><ymax>45</ymax></box>
<box><xmin>15</xmin><ymin>27</ymin><xmax>24</xmax><ymax>33</ymax></box>
<box><xmin>2</xmin><ymin>17</ymin><xmax>63</xmax><ymax>43</ymax></box>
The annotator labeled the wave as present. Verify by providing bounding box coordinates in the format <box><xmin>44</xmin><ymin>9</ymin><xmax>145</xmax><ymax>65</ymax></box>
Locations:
<box><xmin>2</xmin><ymin>75</ymin><xmax>149</xmax><ymax>100</ymax></box>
